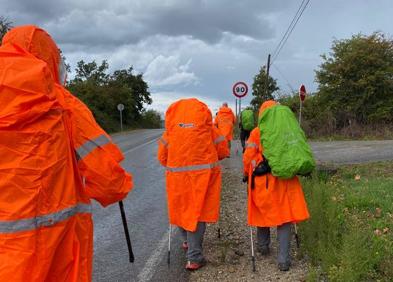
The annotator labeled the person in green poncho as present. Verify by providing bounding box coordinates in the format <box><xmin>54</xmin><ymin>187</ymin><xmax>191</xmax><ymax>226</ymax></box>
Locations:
<box><xmin>239</xmin><ymin>108</ymin><xmax>255</xmax><ymax>152</ymax></box>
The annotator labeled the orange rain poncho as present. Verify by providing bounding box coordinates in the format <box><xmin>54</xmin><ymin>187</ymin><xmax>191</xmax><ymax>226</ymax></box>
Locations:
<box><xmin>243</xmin><ymin>101</ymin><xmax>309</xmax><ymax>227</ymax></box>
<box><xmin>214</xmin><ymin>106</ymin><xmax>236</xmax><ymax>141</ymax></box>
<box><xmin>157</xmin><ymin>99</ymin><xmax>229</xmax><ymax>232</ymax></box>
<box><xmin>0</xmin><ymin>26</ymin><xmax>132</xmax><ymax>281</ymax></box>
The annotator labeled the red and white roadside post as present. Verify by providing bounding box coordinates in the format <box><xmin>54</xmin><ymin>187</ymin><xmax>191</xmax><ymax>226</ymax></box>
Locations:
<box><xmin>233</xmin><ymin>81</ymin><xmax>248</xmax><ymax>118</ymax></box>
<box><xmin>299</xmin><ymin>84</ymin><xmax>306</xmax><ymax>126</ymax></box>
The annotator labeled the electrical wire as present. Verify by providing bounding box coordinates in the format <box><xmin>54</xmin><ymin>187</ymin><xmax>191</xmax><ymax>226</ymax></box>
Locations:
<box><xmin>270</xmin><ymin>0</ymin><xmax>307</xmax><ymax>61</ymax></box>
<box><xmin>270</xmin><ymin>0</ymin><xmax>311</xmax><ymax>66</ymax></box>
<box><xmin>272</xmin><ymin>64</ymin><xmax>296</xmax><ymax>93</ymax></box>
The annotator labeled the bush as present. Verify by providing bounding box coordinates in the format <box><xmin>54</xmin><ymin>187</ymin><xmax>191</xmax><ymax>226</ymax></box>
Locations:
<box><xmin>278</xmin><ymin>94</ymin><xmax>393</xmax><ymax>140</ymax></box>
<box><xmin>139</xmin><ymin>110</ymin><xmax>162</xmax><ymax>129</ymax></box>
<box><xmin>300</xmin><ymin>162</ymin><xmax>393</xmax><ymax>281</ymax></box>
<box><xmin>271</xmin><ymin>33</ymin><xmax>393</xmax><ymax>140</ymax></box>
<box><xmin>67</xmin><ymin>61</ymin><xmax>152</xmax><ymax>132</ymax></box>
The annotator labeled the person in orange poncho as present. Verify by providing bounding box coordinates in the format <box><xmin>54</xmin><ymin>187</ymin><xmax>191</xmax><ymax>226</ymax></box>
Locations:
<box><xmin>214</xmin><ymin>102</ymin><xmax>236</xmax><ymax>150</ymax></box>
<box><xmin>243</xmin><ymin>100</ymin><xmax>309</xmax><ymax>271</ymax></box>
<box><xmin>0</xmin><ymin>25</ymin><xmax>132</xmax><ymax>281</ymax></box>
<box><xmin>157</xmin><ymin>98</ymin><xmax>229</xmax><ymax>270</ymax></box>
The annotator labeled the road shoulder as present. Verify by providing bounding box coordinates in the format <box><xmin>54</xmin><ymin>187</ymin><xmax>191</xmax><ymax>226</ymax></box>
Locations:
<box><xmin>189</xmin><ymin>161</ymin><xmax>308</xmax><ymax>281</ymax></box>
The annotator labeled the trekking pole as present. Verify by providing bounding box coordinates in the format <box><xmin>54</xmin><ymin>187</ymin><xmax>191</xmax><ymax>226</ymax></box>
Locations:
<box><xmin>217</xmin><ymin>218</ymin><xmax>221</xmax><ymax>239</ymax></box>
<box><xmin>118</xmin><ymin>201</ymin><xmax>135</xmax><ymax>263</ymax></box>
<box><xmin>294</xmin><ymin>223</ymin><xmax>300</xmax><ymax>248</ymax></box>
<box><xmin>167</xmin><ymin>225</ymin><xmax>172</xmax><ymax>267</ymax></box>
<box><xmin>250</xmin><ymin>227</ymin><xmax>256</xmax><ymax>272</ymax></box>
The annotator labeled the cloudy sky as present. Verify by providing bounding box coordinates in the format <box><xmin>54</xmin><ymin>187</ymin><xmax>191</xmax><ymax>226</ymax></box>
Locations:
<box><xmin>2</xmin><ymin>0</ymin><xmax>393</xmax><ymax>113</ymax></box>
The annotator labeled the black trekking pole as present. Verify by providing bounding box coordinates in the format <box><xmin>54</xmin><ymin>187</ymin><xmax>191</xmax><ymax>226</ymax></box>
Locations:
<box><xmin>119</xmin><ymin>200</ymin><xmax>135</xmax><ymax>263</ymax></box>
<box><xmin>167</xmin><ymin>225</ymin><xmax>172</xmax><ymax>267</ymax></box>
<box><xmin>294</xmin><ymin>223</ymin><xmax>300</xmax><ymax>248</ymax></box>
<box><xmin>217</xmin><ymin>219</ymin><xmax>221</xmax><ymax>239</ymax></box>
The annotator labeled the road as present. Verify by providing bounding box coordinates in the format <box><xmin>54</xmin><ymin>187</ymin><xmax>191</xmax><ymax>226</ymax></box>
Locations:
<box><xmin>92</xmin><ymin>129</ymin><xmax>189</xmax><ymax>282</ymax></box>
<box><xmin>92</xmin><ymin>131</ymin><xmax>393</xmax><ymax>282</ymax></box>
<box><xmin>310</xmin><ymin>140</ymin><xmax>393</xmax><ymax>164</ymax></box>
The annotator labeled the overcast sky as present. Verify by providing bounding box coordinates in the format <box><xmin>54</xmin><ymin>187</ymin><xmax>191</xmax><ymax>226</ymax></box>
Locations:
<box><xmin>2</xmin><ymin>0</ymin><xmax>393</xmax><ymax>113</ymax></box>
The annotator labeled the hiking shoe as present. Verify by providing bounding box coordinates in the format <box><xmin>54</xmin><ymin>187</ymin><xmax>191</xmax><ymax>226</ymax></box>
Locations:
<box><xmin>257</xmin><ymin>246</ymin><xmax>270</xmax><ymax>256</ymax></box>
<box><xmin>185</xmin><ymin>259</ymin><xmax>207</xmax><ymax>271</ymax></box>
<box><xmin>182</xmin><ymin>241</ymin><xmax>188</xmax><ymax>251</ymax></box>
<box><xmin>278</xmin><ymin>262</ymin><xmax>290</xmax><ymax>271</ymax></box>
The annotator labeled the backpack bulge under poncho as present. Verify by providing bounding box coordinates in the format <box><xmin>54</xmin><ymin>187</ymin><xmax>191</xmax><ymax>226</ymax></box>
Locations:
<box><xmin>258</xmin><ymin>104</ymin><xmax>315</xmax><ymax>179</ymax></box>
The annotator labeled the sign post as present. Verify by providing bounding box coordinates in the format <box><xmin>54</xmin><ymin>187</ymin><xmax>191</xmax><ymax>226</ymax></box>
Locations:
<box><xmin>299</xmin><ymin>84</ymin><xmax>306</xmax><ymax>125</ymax></box>
<box><xmin>232</xmin><ymin>81</ymin><xmax>248</xmax><ymax>117</ymax></box>
<box><xmin>117</xmin><ymin>103</ymin><xmax>125</xmax><ymax>131</ymax></box>
<box><xmin>235</xmin><ymin>99</ymin><xmax>238</xmax><ymax>119</ymax></box>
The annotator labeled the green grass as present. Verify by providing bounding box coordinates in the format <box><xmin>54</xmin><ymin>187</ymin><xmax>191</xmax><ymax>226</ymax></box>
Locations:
<box><xmin>299</xmin><ymin>162</ymin><xmax>393</xmax><ymax>282</ymax></box>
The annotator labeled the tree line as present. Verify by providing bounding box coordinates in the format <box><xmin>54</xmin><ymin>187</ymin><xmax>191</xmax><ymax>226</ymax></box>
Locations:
<box><xmin>67</xmin><ymin>60</ymin><xmax>161</xmax><ymax>132</ymax></box>
<box><xmin>3</xmin><ymin>17</ymin><xmax>392</xmax><ymax>137</ymax></box>
<box><xmin>252</xmin><ymin>32</ymin><xmax>393</xmax><ymax>139</ymax></box>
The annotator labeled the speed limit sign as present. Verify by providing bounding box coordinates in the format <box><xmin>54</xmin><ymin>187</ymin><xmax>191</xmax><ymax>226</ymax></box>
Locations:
<box><xmin>232</xmin><ymin>82</ymin><xmax>248</xmax><ymax>98</ymax></box>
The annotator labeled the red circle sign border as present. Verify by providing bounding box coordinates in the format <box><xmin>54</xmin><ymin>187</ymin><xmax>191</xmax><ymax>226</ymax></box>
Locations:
<box><xmin>232</xmin><ymin>82</ymin><xmax>248</xmax><ymax>98</ymax></box>
<box><xmin>299</xmin><ymin>84</ymin><xmax>306</xmax><ymax>102</ymax></box>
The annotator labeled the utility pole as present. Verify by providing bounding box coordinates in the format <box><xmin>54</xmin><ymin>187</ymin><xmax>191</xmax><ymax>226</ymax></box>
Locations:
<box><xmin>265</xmin><ymin>54</ymin><xmax>271</xmax><ymax>99</ymax></box>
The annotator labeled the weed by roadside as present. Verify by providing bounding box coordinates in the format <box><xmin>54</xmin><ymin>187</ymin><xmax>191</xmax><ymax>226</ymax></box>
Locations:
<box><xmin>299</xmin><ymin>161</ymin><xmax>393</xmax><ymax>281</ymax></box>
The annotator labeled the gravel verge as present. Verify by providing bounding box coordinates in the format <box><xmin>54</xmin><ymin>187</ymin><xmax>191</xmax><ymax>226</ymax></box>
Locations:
<box><xmin>190</xmin><ymin>158</ymin><xmax>308</xmax><ymax>282</ymax></box>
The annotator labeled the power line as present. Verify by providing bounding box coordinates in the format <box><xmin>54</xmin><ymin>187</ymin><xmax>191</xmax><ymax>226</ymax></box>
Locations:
<box><xmin>270</xmin><ymin>0</ymin><xmax>307</xmax><ymax>61</ymax></box>
<box><xmin>272</xmin><ymin>0</ymin><xmax>310</xmax><ymax>64</ymax></box>
<box><xmin>270</xmin><ymin>0</ymin><xmax>311</xmax><ymax>66</ymax></box>
<box><xmin>272</xmin><ymin>64</ymin><xmax>296</xmax><ymax>93</ymax></box>
<box><xmin>271</xmin><ymin>0</ymin><xmax>310</xmax><ymax>64</ymax></box>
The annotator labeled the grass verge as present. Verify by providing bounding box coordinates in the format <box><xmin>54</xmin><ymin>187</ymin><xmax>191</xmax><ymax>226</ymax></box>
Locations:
<box><xmin>299</xmin><ymin>161</ymin><xmax>393</xmax><ymax>281</ymax></box>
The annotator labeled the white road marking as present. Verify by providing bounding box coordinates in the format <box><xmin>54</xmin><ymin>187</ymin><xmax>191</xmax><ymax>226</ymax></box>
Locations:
<box><xmin>123</xmin><ymin>137</ymin><xmax>159</xmax><ymax>155</ymax></box>
<box><xmin>122</xmin><ymin>133</ymin><xmax>172</xmax><ymax>281</ymax></box>
<box><xmin>136</xmin><ymin>229</ymin><xmax>176</xmax><ymax>282</ymax></box>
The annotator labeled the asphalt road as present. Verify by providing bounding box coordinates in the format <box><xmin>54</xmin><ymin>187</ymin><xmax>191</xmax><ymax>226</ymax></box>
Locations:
<box><xmin>92</xmin><ymin>131</ymin><xmax>393</xmax><ymax>282</ymax></box>
<box><xmin>310</xmin><ymin>140</ymin><xmax>393</xmax><ymax>165</ymax></box>
<box><xmin>92</xmin><ymin>129</ymin><xmax>190</xmax><ymax>282</ymax></box>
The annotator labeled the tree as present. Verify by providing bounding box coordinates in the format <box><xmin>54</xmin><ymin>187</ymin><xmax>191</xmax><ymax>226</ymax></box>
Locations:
<box><xmin>140</xmin><ymin>109</ymin><xmax>162</xmax><ymax>128</ymax></box>
<box><xmin>110</xmin><ymin>68</ymin><xmax>152</xmax><ymax>120</ymax></box>
<box><xmin>67</xmin><ymin>60</ymin><xmax>153</xmax><ymax>132</ymax></box>
<box><xmin>0</xmin><ymin>16</ymin><xmax>12</xmax><ymax>42</ymax></box>
<box><xmin>316</xmin><ymin>32</ymin><xmax>393</xmax><ymax>125</ymax></box>
<box><xmin>74</xmin><ymin>60</ymin><xmax>109</xmax><ymax>84</ymax></box>
<box><xmin>251</xmin><ymin>66</ymin><xmax>279</xmax><ymax>110</ymax></box>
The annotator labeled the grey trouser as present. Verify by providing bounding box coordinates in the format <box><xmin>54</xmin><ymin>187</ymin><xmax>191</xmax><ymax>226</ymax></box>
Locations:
<box><xmin>240</xmin><ymin>128</ymin><xmax>251</xmax><ymax>150</ymax></box>
<box><xmin>257</xmin><ymin>222</ymin><xmax>292</xmax><ymax>264</ymax></box>
<box><xmin>179</xmin><ymin>222</ymin><xmax>206</xmax><ymax>263</ymax></box>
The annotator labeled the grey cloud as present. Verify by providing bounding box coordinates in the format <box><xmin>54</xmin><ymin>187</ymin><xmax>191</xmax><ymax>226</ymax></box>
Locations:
<box><xmin>145</xmin><ymin>1</ymin><xmax>279</xmax><ymax>43</ymax></box>
<box><xmin>2</xmin><ymin>0</ymin><xmax>285</xmax><ymax>47</ymax></box>
<box><xmin>4</xmin><ymin>0</ymin><xmax>392</xmax><ymax>113</ymax></box>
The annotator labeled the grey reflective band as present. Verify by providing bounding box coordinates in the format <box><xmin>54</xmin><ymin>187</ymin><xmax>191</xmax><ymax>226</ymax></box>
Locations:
<box><xmin>246</xmin><ymin>143</ymin><xmax>258</xmax><ymax>148</ymax></box>
<box><xmin>251</xmin><ymin>160</ymin><xmax>257</xmax><ymax>168</ymax></box>
<box><xmin>159</xmin><ymin>138</ymin><xmax>168</xmax><ymax>147</ymax></box>
<box><xmin>213</xmin><ymin>135</ymin><xmax>225</xmax><ymax>144</ymax></box>
<box><xmin>0</xmin><ymin>203</ymin><xmax>92</xmax><ymax>234</ymax></box>
<box><xmin>179</xmin><ymin>123</ymin><xmax>194</xmax><ymax>128</ymax></box>
<box><xmin>166</xmin><ymin>162</ymin><xmax>220</xmax><ymax>172</ymax></box>
<box><xmin>76</xmin><ymin>134</ymin><xmax>111</xmax><ymax>159</ymax></box>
